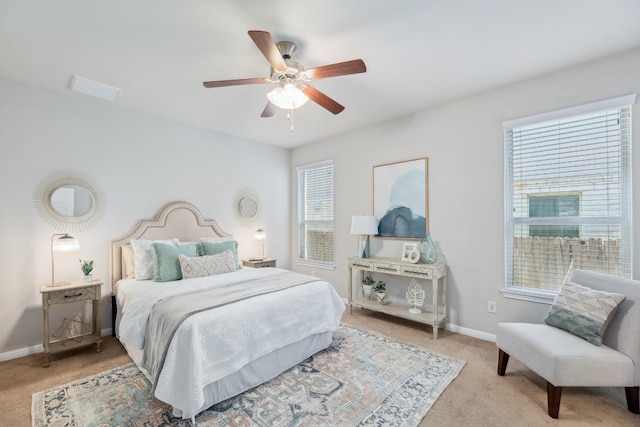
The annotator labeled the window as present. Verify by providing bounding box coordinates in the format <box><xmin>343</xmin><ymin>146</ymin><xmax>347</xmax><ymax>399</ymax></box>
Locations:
<box><xmin>504</xmin><ymin>95</ymin><xmax>634</xmax><ymax>299</ymax></box>
<box><xmin>297</xmin><ymin>160</ymin><xmax>334</xmax><ymax>268</ymax></box>
<box><xmin>528</xmin><ymin>193</ymin><xmax>579</xmax><ymax>238</ymax></box>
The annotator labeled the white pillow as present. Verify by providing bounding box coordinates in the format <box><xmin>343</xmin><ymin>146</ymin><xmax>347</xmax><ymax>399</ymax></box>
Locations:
<box><xmin>121</xmin><ymin>244</ymin><xmax>135</xmax><ymax>279</ymax></box>
<box><xmin>199</xmin><ymin>236</ymin><xmax>235</xmax><ymax>243</ymax></box>
<box><xmin>130</xmin><ymin>238</ymin><xmax>178</xmax><ymax>280</ymax></box>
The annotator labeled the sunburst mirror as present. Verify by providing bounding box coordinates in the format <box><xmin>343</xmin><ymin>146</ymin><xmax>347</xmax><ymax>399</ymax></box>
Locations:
<box><xmin>33</xmin><ymin>169</ymin><xmax>106</xmax><ymax>232</ymax></box>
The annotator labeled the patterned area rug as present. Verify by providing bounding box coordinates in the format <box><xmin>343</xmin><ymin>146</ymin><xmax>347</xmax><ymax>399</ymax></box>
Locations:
<box><xmin>32</xmin><ymin>324</ymin><xmax>465</xmax><ymax>426</ymax></box>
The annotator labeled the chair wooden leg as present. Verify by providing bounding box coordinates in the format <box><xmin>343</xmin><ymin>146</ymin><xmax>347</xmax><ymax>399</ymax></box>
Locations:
<box><xmin>497</xmin><ymin>349</ymin><xmax>509</xmax><ymax>376</ymax></box>
<box><xmin>625</xmin><ymin>386</ymin><xmax>640</xmax><ymax>414</ymax></box>
<box><xmin>547</xmin><ymin>382</ymin><xmax>562</xmax><ymax>418</ymax></box>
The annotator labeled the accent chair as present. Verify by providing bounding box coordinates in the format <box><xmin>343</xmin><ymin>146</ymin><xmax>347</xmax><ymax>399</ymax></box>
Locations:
<box><xmin>496</xmin><ymin>269</ymin><xmax>640</xmax><ymax>418</ymax></box>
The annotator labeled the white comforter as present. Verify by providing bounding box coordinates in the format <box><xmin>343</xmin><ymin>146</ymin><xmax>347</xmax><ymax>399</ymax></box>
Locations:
<box><xmin>115</xmin><ymin>267</ymin><xmax>345</xmax><ymax>419</ymax></box>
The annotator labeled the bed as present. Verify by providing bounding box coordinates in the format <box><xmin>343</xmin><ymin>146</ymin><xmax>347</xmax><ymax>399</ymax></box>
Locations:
<box><xmin>109</xmin><ymin>201</ymin><xmax>345</xmax><ymax>421</ymax></box>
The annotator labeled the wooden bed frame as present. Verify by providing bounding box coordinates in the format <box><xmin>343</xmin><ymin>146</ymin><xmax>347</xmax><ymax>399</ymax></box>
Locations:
<box><xmin>109</xmin><ymin>201</ymin><xmax>231</xmax><ymax>334</ymax></box>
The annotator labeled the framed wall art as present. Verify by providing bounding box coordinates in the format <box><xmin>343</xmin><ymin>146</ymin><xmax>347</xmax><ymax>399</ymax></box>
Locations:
<box><xmin>373</xmin><ymin>157</ymin><xmax>428</xmax><ymax>238</ymax></box>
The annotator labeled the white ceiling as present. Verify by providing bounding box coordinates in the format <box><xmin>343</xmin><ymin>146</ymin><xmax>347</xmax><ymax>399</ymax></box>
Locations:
<box><xmin>2</xmin><ymin>1</ymin><xmax>640</xmax><ymax>148</ymax></box>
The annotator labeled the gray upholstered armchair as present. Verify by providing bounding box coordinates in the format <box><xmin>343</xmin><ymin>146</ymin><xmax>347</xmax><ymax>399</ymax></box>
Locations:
<box><xmin>496</xmin><ymin>269</ymin><xmax>640</xmax><ymax>418</ymax></box>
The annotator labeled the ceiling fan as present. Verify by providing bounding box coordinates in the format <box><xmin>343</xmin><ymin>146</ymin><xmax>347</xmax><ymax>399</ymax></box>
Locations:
<box><xmin>203</xmin><ymin>30</ymin><xmax>367</xmax><ymax>118</ymax></box>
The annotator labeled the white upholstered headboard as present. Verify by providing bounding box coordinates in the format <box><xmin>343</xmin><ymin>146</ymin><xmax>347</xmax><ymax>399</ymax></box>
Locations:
<box><xmin>109</xmin><ymin>201</ymin><xmax>231</xmax><ymax>293</ymax></box>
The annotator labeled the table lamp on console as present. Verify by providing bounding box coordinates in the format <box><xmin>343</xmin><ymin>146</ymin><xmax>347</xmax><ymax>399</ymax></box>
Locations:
<box><xmin>350</xmin><ymin>215</ymin><xmax>378</xmax><ymax>259</ymax></box>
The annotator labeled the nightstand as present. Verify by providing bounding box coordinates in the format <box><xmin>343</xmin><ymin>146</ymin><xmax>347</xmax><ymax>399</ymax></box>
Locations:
<box><xmin>39</xmin><ymin>280</ymin><xmax>102</xmax><ymax>366</ymax></box>
<box><xmin>242</xmin><ymin>258</ymin><xmax>277</xmax><ymax>268</ymax></box>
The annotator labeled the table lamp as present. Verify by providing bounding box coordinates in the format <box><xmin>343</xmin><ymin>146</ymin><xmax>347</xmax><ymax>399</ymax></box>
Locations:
<box><xmin>51</xmin><ymin>233</ymin><xmax>80</xmax><ymax>286</ymax></box>
<box><xmin>253</xmin><ymin>228</ymin><xmax>266</xmax><ymax>260</ymax></box>
<box><xmin>350</xmin><ymin>215</ymin><xmax>378</xmax><ymax>258</ymax></box>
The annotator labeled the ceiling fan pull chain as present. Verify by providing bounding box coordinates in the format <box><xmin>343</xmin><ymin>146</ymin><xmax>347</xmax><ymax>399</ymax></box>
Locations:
<box><xmin>288</xmin><ymin>109</ymin><xmax>295</xmax><ymax>132</ymax></box>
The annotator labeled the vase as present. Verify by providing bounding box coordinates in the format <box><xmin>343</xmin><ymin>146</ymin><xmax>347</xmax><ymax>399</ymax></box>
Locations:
<box><xmin>363</xmin><ymin>284</ymin><xmax>373</xmax><ymax>300</ymax></box>
<box><xmin>419</xmin><ymin>233</ymin><xmax>437</xmax><ymax>264</ymax></box>
<box><xmin>81</xmin><ymin>274</ymin><xmax>93</xmax><ymax>283</ymax></box>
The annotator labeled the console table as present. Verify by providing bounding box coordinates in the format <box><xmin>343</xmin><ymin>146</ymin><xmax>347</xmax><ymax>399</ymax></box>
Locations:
<box><xmin>348</xmin><ymin>257</ymin><xmax>447</xmax><ymax>339</ymax></box>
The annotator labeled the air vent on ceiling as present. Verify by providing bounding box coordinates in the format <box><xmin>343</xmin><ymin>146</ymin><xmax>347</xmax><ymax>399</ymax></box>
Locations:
<box><xmin>70</xmin><ymin>75</ymin><xmax>120</xmax><ymax>101</ymax></box>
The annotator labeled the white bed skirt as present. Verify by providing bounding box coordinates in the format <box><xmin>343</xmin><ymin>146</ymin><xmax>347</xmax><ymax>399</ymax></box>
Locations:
<box><xmin>125</xmin><ymin>330</ymin><xmax>334</xmax><ymax>419</ymax></box>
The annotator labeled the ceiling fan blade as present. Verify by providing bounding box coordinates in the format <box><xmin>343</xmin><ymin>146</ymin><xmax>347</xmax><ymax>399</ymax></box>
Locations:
<box><xmin>301</xmin><ymin>85</ymin><xmax>345</xmax><ymax>115</ymax></box>
<box><xmin>261</xmin><ymin>101</ymin><xmax>277</xmax><ymax>117</ymax></box>
<box><xmin>203</xmin><ymin>77</ymin><xmax>266</xmax><ymax>88</ymax></box>
<box><xmin>248</xmin><ymin>30</ymin><xmax>287</xmax><ymax>72</ymax></box>
<box><xmin>306</xmin><ymin>59</ymin><xmax>367</xmax><ymax>80</ymax></box>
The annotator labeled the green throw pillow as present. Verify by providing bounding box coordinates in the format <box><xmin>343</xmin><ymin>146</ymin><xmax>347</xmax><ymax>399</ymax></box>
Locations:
<box><xmin>152</xmin><ymin>242</ymin><xmax>199</xmax><ymax>282</ymax></box>
<box><xmin>198</xmin><ymin>240</ymin><xmax>240</xmax><ymax>269</ymax></box>
<box><xmin>544</xmin><ymin>281</ymin><xmax>625</xmax><ymax>346</ymax></box>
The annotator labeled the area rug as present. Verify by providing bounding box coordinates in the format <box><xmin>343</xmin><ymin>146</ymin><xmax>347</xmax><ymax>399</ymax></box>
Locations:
<box><xmin>32</xmin><ymin>324</ymin><xmax>465</xmax><ymax>427</ymax></box>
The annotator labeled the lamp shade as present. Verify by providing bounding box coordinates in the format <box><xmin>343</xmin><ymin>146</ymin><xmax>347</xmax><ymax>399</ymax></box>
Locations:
<box><xmin>51</xmin><ymin>233</ymin><xmax>80</xmax><ymax>286</ymax></box>
<box><xmin>254</xmin><ymin>228</ymin><xmax>267</xmax><ymax>240</ymax></box>
<box><xmin>52</xmin><ymin>234</ymin><xmax>80</xmax><ymax>252</ymax></box>
<box><xmin>350</xmin><ymin>215</ymin><xmax>378</xmax><ymax>235</ymax></box>
<box><xmin>267</xmin><ymin>83</ymin><xmax>309</xmax><ymax>110</ymax></box>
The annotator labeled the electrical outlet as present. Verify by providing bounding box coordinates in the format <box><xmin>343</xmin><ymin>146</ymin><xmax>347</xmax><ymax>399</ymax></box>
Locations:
<box><xmin>488</xmin><ymin>301</ymin><xmax>497</xmax><ymax>313</ymax></box>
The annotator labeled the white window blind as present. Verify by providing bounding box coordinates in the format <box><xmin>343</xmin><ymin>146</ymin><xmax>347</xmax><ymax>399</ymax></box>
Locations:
<box><xmin>297</xmin><ymin>160</ymin><xmax>334</xmax><ymax>267</ymax></box>
<box><xmin>504</xmin><ymin>95</ymin><xmax>634</xmax><ymax>297</ymax></box>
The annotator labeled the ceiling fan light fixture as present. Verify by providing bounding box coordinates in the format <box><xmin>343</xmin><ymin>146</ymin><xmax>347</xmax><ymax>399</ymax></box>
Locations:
<box><xmin>267</xmin><ymin>83</ymin><xmax>309</xmax><ymax>110</ymax></box>
<box><xmin>203</xmin><ymin>30</ymin><xmax>367</xmax><ymax>118</ymax></box>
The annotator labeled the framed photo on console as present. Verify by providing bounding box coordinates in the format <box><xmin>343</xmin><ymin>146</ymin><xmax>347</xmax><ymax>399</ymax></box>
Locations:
<box><xmin>401</xmin><ymin>242</ymin><xmax>420</xmax><ymax>263</ymax></box>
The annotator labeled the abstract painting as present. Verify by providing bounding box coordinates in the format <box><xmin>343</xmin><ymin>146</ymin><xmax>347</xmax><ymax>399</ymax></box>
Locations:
<box><xmin>373</xmin><ymin>158</ymin><xmax>428</xmax><ymax>238</ymax></box>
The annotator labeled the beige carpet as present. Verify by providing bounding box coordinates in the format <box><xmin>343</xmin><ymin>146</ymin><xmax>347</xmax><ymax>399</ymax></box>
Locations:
<box><xmin>1</xmin><ymin>308</ymin><xmax>637</xmax><ymax>426</ymax></box>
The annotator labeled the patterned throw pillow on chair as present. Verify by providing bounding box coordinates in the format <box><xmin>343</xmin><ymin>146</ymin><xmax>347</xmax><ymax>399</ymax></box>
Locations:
<box><xmin>179</xmin><ymin>250</ymin><xmax>237</xmax><ymax>279</ymax></box>
<box><xmin>544</xmin><ymin>281</ymin><xmax>625</xmax><ymax>345</ymax></box>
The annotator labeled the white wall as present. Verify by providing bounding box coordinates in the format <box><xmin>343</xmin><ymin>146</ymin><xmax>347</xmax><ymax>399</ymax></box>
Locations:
<box><xmin>290</xmin><ymin>48</ymin><xmax>640</xmax><ymax>337</ymax></box>
<box><xmin>0</xmin><ymin>78</ymin><xmax>290</xmax><ymax>356</ymax></box>
<box><xmin>3</xmin><ymin>48</ymin><xmax>638</xmax><ymax>358</ymax></box>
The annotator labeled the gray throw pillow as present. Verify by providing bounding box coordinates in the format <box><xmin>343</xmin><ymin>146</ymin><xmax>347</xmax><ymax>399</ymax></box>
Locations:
<box><xmin>544</xmin><ymin>281</ymin><xmax>625</xmax><ymax>345</ymax></box>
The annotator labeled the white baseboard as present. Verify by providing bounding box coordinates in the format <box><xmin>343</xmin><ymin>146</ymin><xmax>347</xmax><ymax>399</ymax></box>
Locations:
<box><xmin>0</xmin><ymin>328</ymin><xmax>113</xmax><ymax>363</ymax></box>
<box><xmin>0</xmin><ymin>343</ymin><xmax>43</xmax><ymax>362</ymax></box>
<box><xmin>446</xmin><ymin>323</ymin><xmax>496</xmax><ymax>342</ymax></box>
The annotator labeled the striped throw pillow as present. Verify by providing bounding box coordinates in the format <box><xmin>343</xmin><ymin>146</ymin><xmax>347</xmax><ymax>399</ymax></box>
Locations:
<box><xmin>544</xmin><ymin>281</ymin><xmax>625</xmax><ymax>345</ymax></box>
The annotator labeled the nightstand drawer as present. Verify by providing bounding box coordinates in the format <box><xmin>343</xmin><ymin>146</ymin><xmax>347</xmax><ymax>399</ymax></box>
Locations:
<box><xmin>48</xmin><ymin>286</ymin><xmax>97</xmax><ymax>304</ymax></box>
<box><xmin>254</xmin><ymin>261</ymin><xmax>274</xmax><ymax>268</ymax></box>
<box><xmin>242</xmin><ymin>259</ymin><xmax>277</xmax><ymax>268</ymax></box>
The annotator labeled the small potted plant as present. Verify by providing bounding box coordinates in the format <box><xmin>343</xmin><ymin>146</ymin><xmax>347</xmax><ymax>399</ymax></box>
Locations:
<box><xmin>374</xmin><ymin>280</ymin><xmax>386</xmax><ymax>304</ymax></box>
<box><xmin>362</xmin><ymin>276</ymin><xmax>375</xmax><ymax>300</ymax></box>
<box><xmin>80</xmin><ymin>259</ymin><xmax>94</xmax><ymax>282</ymax></box>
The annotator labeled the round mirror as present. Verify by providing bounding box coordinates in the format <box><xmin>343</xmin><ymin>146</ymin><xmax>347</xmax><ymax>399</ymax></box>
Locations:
<box><xmin>50</xmin><ymin>185</ymin><xmax>95</xmax><ymax>217</ymax></box>
<box><xmin>34</xmin><ymin>170</ymin><xmax>106</xmax><ymax>232</ymax></box>
<box><xmin>239</xmin><ymin>196</ymin><xmax>259</xmax><ymax>219</ymax></box>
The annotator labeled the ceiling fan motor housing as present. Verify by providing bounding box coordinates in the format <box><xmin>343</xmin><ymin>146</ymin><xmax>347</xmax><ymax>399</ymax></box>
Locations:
<box><xmin>269</xmin><ymin>41</ymin><xmax>308</xmax><ymax>83</ymax></box>
<box><xmin>271</xmin><ymin>61</ymin><xmax>307</xmax><ymax>81</ymax></box>
<box><xmin>276</xmin><ymin>41</ymin><xmax>296</xmax><ymax>59</ymax></box>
